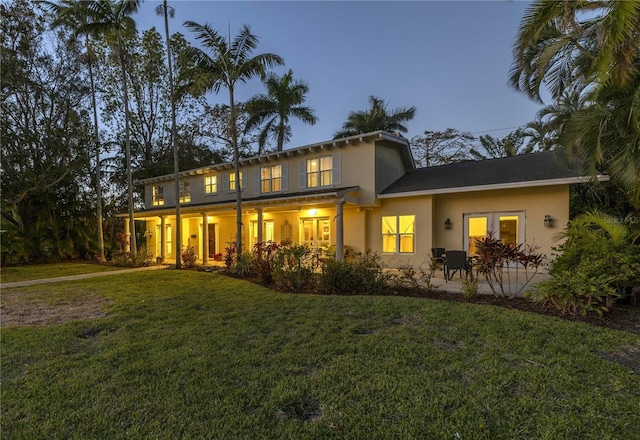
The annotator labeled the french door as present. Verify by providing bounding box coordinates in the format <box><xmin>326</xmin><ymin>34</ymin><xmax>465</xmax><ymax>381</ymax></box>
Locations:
<box><xmin>249</xmin><ymin>220</ymin><xmax>274</xmax><ymax>249</ymax></box>
<box><xmin>463</xmin><ymin>212</ymin><xmax>524</xmax><ymax>255</ymax></box>
<box><xmin>301</xmin><ymin>218</ymin><xmax>330</xmax><ymax>249</ymax></box>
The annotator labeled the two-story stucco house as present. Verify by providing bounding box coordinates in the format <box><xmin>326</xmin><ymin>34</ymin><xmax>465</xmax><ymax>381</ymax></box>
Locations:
<box><xmin>129</xmin><ymin>130</ymin><xmax>605</xmax><ymax>268</ymax></box>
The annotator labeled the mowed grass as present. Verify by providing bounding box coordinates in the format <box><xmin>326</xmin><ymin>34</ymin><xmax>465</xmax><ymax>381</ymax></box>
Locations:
<box><xmin>1</xmin><ymin>262</ymin><xmax>122</xmax><ymax>283</ymax></box>
<box><xmin>2</xmin><ymin>270</ymin><xmax>639</xmax><ymax>439</ymax></box>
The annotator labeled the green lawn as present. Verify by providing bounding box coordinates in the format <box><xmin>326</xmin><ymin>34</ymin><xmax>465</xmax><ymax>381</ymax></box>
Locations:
<box><xmin>0</xmin><ymin>262</ymin><xmax>122</xmax><ymax>284</ymax></box>
<box><xmin>2</xmin><ymin>270</ymin><xmax>639</xmax><ymax>439</ymax></box>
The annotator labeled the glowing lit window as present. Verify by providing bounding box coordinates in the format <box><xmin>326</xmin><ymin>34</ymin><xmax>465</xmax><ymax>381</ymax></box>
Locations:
<box><xmin>261</xmin><ymin>165</ymin><xmax>282</xmax><ymax>193</ymax></box>
<box><xmin>179</xmin><ymin>181</ymin><xmax>191</xmax><ymax>203</ymax></box>
<box><xmin>307</xmin><ymin>156</ymin><xmax>332</xmax><ymax>188</ymax></box>
<box><xmin>152</xmin><ymin>185</ymin><xmax>164</xmax><ymax>206</ymax></box>
<box><xmin>229</xmin><ymin>171</ymin><xmax>244</xmax><ymax>191</ymax></box>
<box><xmin>204</xmin><ymin>176</ymin><xmax>217</xmax><ymax>194</ymax></box>
<box><xmin>382</xmin><ymin>215</ymin><xmax>415</xmax><ymax>253</ymax></box>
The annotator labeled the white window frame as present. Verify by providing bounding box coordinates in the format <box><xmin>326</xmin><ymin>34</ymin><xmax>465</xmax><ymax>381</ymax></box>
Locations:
<box><xmin>152</xmin><ymin>185</ymin><xmax>164</xmax><ymax>206</ymax></box>
<box><xmin>228</xmin><ymin>171</ymin><xmax>246</xmax><ymax>192</ymax></box>
<box><xmin>307</xmin><ymin>155</ymin><xmax>332</xmax><ymax>188</ymax></box>
<box><xmin>179</xmin><ymin>181</ymin><xmax>191</xmax><ymax>203</ymax></box>
<box><xmin>204</xmin><ymin>175</ymin><xmax>217</xmax><ymax>195</ymax></box>
<box><xmin>299</xmin><ymin>154</ymin><xmax>341</xmax><ymax>189</ymax></box>
<box><xmin>381</xmin><ymin>215</ymin><xmax>415</xmax><ymax>254</ymax></box>
<box><xmin>463</xmin><ymin>211</ymin><xmax>525</xmax><ymax>256</ymax></box>
<box><xmin>300</xmin><ymin>217</ymin><xmax>331</xmax><ymax>249</ymax></box>
<box><xmin>260</xmin><ymin>165</ymin><xmax>282</xmax><ymax>193</ymax></box>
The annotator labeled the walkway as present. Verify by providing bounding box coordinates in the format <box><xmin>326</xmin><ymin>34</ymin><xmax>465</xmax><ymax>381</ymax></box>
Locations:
<box><xmin>1</xmin><ymin>265</ymin><xmax>167</xmax><ymax>289</ymax></box>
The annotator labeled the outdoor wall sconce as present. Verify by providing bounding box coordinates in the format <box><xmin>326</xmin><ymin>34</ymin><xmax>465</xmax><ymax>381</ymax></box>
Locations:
<box><xmin>144</xmin><ymin>229</ymin><xmax>152</xmax><ymax>238</ymax></box>
<box><xmin>544</xmin><ymin>214</ymin><xmax>553</xmax><ymax>228</ymax></box>
<box><xmin>444</xmin><ymin>218</ymin><xmax>452</xmax><ymax>230</ymax></box>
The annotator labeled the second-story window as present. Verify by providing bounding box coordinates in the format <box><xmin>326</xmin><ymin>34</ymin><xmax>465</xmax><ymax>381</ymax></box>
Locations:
<box><xmin>152</xmin><ymin>185</ymin><xmax>164</xmax><ymax>206</ymax></box>
<box><xmin>204</xmin><ymin>176</ymin><xmax>217</xmax><ymax>194</ymax></box>
<box><xmin>179</xmin><ymin>181</ymin><xmax>191</xmax><ymax>203</ymax></box>
<box><xmin>229</xmin><ymin>171</ymin><xmax>245</xmax><ymax>191</ymax></box>
<box><xmin>261</xmin><ymin>165</ymin><xmax>282</xmax><ymax>193</ymax></box>
<box><xmin>307</xmin><ymin>155</ymin><xmax>333</xmax><ymax>188</ymax></box>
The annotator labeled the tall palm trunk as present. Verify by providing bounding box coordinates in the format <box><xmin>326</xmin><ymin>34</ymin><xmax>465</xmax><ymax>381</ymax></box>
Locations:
<box><xmin>230</xmin><ymin>88</ymin><xmax>243</xmax><ymax>252</ymax></box>
<box><xmin>86</xmin><ymin>37</ymin><xmax>105</xmax><ymax>262</ymax></box>
<box><xmin>161</xmin><ymin>0</ymin><xmax>180</xmax><ymax>268</ymax></box>
<box><xmin>117</xmin><ymin>29</ymin><xmax>136</xmax><ymax>258</ymax></box>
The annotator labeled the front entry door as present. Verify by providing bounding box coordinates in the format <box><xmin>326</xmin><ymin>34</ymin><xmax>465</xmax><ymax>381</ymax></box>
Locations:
<box><xmin>208</xmin><ymin>223</ymin><xmax>217</xmax><ymax>258</ymax></box>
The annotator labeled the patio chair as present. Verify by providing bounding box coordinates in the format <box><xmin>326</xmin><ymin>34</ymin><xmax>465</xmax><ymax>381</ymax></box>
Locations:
<box><xmin>430</xmin><ymin>247</ymin><xmax>446</xmax><ymax>276</ymax></box>
<box><xmin>445</xmin><ymin>250</ymin><xmax>469</xmax><ymax>281</ymax></box>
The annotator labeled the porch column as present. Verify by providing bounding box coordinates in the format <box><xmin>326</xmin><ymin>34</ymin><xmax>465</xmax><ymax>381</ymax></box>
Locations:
<box><xmin>256</xmin><ymin>208</ymin><xmax>263</xmax><ymax>245</ymax></box>
<box><xmin>160</xmin><ymin>216</ymin><xmax>166</xmax><ymax>260</ymax></box>
<box><xmin>335</xmin><ymin>201</ymin><xmax>344</xmax><ymax>261</ymax></box>
<box><xmin>202</xmin><ymin>212</ymin><xmax>209</xmax><ymax>265</ymax></box>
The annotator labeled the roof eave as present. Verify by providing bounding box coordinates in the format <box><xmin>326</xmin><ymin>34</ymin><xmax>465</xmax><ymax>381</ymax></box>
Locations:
<box><xmin>377</xmin><ymin>175</ymin><xmax>609</xmax><ymax>198</ymax></box>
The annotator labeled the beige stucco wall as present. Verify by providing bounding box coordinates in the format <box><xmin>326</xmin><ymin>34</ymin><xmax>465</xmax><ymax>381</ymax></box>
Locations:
<box><xmin>142</xmin><ymin>137</ymin><xmax>415</xmax><ymax>210</ymax></box>
<box><xmin>432</xmin><ymin>185</ymin><xmax>569</xmax><ymax>258</ymax></box>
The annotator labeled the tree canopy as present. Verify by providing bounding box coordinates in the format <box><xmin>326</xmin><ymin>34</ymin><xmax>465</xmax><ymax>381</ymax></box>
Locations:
<box><xmin>333</xmin><ymin>95</ymin><xmax>416</xmax><ymax>139</ymax></box>
<box><xmin>511</xmin><ymin>0</ymin><xmax>640</xmax><ymax>208</ymax></box>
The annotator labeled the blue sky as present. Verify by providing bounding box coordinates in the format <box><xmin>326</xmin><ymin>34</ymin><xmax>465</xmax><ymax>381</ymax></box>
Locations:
<box><xmin>134</xmin><ymin>0</ymin><xmax>543</xmax><ymax>149</ymax></box>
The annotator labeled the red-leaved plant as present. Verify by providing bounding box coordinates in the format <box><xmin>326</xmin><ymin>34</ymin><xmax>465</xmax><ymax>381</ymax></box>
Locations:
<box><xmin>473</xmin><ymin>233</ymin><xmax>545</xmax><ymax>297</ymax></box>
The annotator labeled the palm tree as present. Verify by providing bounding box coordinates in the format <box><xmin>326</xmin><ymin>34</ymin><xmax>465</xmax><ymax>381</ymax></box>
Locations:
<box><xmin>79</xmin><ymin>0</ymin><xmax>141</xmax><ymax>258</ymax></box>
<box><xmin>560</xmin><ymin>72</ymin><xmax>640</xmax><ymax>208</ymax></box>
<box><xmin>510</xmin><ymin>0</ymin><xmax>640</xmax><ymax>103</ymax></box>
<box><xmin>42</xmin><ymin>0</ymin><xmax>106</xmax><ymax>262</ymax></box>
<box><xmin>523</xmin><ymin>119</ymin><xmax>555</xmax><ymax>152</ymax></box>
<box><xmin>333</xmin><ymin>95</ymin><xmax>416</xmax><ymax>139</ymax></box>
<box><xmin>181</xmin><ymin>22</ymin><xmax>284</xmax><ymax>252</ymax></box>
<box><xmin>470</xmin><ymin>129</ymin><xmax>533</xmax><ymax>160</ymax></box>
<box><xmin>245</xmin><ymin>69</ymin><xmax>317</xmax><ymax>153</ymax></box>
<box><xmin>155</xmin><ymin>0</ymin><xmax>181</xmax><ymax>267</ymax></box>
<box><xmin>511</xmin><ymin>1</ymin><xmax>640</xmax><ymax>208</ymax></box>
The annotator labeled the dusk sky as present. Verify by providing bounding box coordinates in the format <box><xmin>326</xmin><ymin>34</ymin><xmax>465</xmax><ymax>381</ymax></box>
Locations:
<box><xmin>133</xmin><ymin>1</ymin><xmax>544</xmax><ymax>149</ymax></box>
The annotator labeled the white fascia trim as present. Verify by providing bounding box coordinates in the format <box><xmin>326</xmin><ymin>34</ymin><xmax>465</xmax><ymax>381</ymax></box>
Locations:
<box><xmin>377</xmin><ymin>175</ymin><xmax>609</xmax><ymax>199</ymax></box>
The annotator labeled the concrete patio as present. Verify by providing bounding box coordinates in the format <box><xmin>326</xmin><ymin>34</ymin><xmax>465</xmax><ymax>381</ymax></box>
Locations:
<box><xmin>422</xmin><ymin>266</ymin><xmax>549</xmax><ymax>297</ymax></box>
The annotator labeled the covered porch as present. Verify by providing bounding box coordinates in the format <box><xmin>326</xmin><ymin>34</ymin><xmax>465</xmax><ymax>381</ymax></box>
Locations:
<box><xmin>129</xmin><ymin>187</ymin><xmax>363</xmax><ymax>265</ymax></box>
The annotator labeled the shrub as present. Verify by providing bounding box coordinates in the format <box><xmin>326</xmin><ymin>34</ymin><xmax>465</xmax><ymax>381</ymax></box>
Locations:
<box><xmin>251</xmin><ymin>242</ymin><xmax>280</xmax><ymax>283</ymax></box>
<box><xmin>272</xmin><ymin>244</ymin><xmax>315</xmax><ymax>292</ymax></box>
<box><xmin>181</xmin><ymin>246</ymin><xmax>198</xmax><ymax>268</ymax></box>
<box><xmin>532</xmin><ymin>271</ymin><xmax>618</xmax><ymax>316</ymax></box>
<box><xmin>223</xmin><ymin>243</ymin><xmax>237</xmax><ymax>271</ymax></box>
<box><xmin>135</xmin><ymin>246</ymin><xmax>154</xmax><ymax>267</ymax></box>
<box><xmin>531</xmin><ymin>211</ymin><xmax>640</xmax><ymax>314</ymax></box>
<box><xmin>318</xmin><ymin>251</ymin><xmax>388</xmax><ymax>295</ymax></box>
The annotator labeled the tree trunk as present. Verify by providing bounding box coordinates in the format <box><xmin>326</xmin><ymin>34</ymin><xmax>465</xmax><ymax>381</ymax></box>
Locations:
<box><xmin>87</xmin><ymin>38</ymin><xmax>105</xmax><ymax>262</ymax></box>
<box><xmin>230</xmin><ymin>88</ymin><xmax>242</xmax><ymax>252</ymax></box>
<box><xmin>118</xmin><ymin>30</ymin><xmax>137</xmax><ymax>260</ymax></box>
<box><xmin>163</xmin><ymin>0</ymin><xmax>181</xmax><ymax>268</ymax></box>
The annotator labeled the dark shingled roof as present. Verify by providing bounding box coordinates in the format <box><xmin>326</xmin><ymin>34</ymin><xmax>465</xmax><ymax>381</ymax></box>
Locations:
<box><xmin>380</xmin><ymin>151</ymin><xmax>585</xmax><ymax>195</ymax></box>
